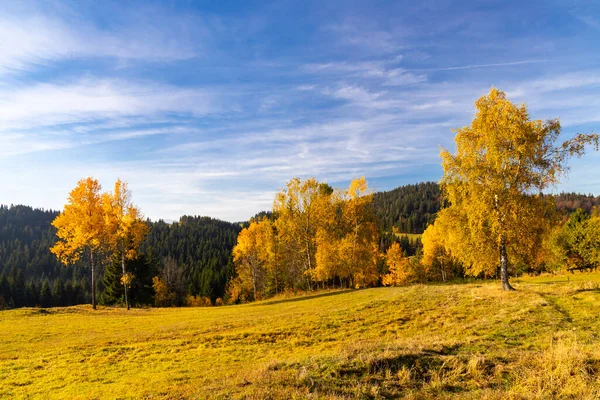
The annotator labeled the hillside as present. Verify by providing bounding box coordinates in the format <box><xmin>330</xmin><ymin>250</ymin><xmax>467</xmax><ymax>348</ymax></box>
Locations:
<box><xmin>373</xmin><ymin>181</ymin><xmax>441</xmax><ymax>234</ymax></box>
<box><xmin>2</xmin><ymin>274</ymin><xmax>600</xmax><ymax>398</ymax></box>
<box><xmin>0</xmin><ymin>207</ymin><xmax>240</xmax><ymax>308</ymax></box>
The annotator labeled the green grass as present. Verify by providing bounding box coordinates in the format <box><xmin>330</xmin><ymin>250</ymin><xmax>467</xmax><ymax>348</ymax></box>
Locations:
<box><xmin>394</xmin><ymin>232</ymin><xmax>422</xmax><ymax>241</ymax></box>
<box><xmin>3</xmin><ymin>273</ymin><xmax>600</xmax><ymax>399</ymax></box>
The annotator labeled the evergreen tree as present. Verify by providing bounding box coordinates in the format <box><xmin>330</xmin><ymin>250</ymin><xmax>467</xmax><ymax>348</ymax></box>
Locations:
<box><xmin>52</xmin><ymin>279</ymin><xmax>63</xmax><ymax>307</ymax></box>
<box><xmin>39</xmin><ymin>279</ymin><xmax>52</xmax><ymax>308</ymax></box>
<box><xmin>101</xmin><ymin>258</ymin><xmax>123</xmax><ymax>305</ymax></box>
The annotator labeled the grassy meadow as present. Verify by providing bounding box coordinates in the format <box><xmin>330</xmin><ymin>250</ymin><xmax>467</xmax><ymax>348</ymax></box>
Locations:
<box><xmin>2</xmin><ymin>273</ymin><xmax>600</xmax><ymax>399</ymax></box>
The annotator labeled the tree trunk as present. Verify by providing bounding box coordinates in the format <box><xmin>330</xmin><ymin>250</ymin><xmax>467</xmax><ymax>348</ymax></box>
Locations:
<box><xmin>90</xmin><ymin>248</ymin><xmax>96</xmax><ymax>310</ymax></box>
<box><xmin>121</xmin><ymin>253</ymin><xmax>130</xmax><ymax>310</ymax></box>
<box><xmin>305</xmin><ymin>241</ymin><xmax>313</xmax><ymax>291</ymax></box>
<box><xmin>251</xmin><ymin>260</ymin><xmax>257</xmax><ymax>301</ymax></box>
<box><xmin>499</xmin><ymin>236</ymin><xmax>515</xmax><ymax>291</ymax></box>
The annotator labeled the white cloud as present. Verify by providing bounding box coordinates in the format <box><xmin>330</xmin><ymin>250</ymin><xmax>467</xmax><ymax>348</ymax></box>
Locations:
<box><xmin>0</xmin><ymin>11</ymin><xmax>202</xmax><ymax>75</ymax></box>
<box><xmin>0</xmin><ymin>78</ymin><xmax>218</xmax><ymax>129</ymax></box>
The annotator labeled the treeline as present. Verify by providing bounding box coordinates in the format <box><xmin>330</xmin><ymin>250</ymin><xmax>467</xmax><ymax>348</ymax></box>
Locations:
<box><xmin>0</xmin><ymin>205</ymin><xmax>90</xmax><ymax>309</ymax></box>
<box><xmin>371</xmin><ymin>182</ymin><xmax>599</xmax><ymax>234</ymax></box>
<box><xmin>555</xmin><ymin>193</ymin><xmax>600</xmax><ymax>215</ymax></box>
<box><xmin>228</xmin><ymin>177</ymin><xmax>381</xmax><ymax>302</ymax></box>
<box><xmin>2</xmin><ymin>178</ymin><xmax>599</xmax><ymax>309</ymax></box>
<box><xmin>142</xmin><ymin>216</ymin><xmax>240</xmax><ymax>301</ymax></box>
<box><xmin>373</xmin><ymin>182</ymin><xmax>441</xmax><ymax>233</ymax></box>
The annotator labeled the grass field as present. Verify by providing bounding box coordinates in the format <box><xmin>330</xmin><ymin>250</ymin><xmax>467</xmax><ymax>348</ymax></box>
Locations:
<box><xmin>395</xmin><ymin>233</ymin><xmax>422</xmax><ymax>241</ymax></box>
<box><xmin>2</xmin><ymin>273</ymin><xmax>600</xmax><ymax>399</ymax></box>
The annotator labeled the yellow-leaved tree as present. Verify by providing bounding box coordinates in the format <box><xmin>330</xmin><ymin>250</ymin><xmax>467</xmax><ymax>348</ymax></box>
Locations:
<box><xmin>334</xmin><ymin>177</ymin><xmax>380</xmax><ymax>288</ymax></box>
<box><xmin>381</xmin><ymin>243</ymin><xmax>415</xmax><ymax>286</ymax></box>
<box><xmin>439</xmin><ymin>88</ymin><xmax>598</xmax><ymax>290</ymax></box>
<box><xmin>102</xmin><ymin>179</ymin><xmax>149</xmax><ymax>310</ymax></box>
<box><xmin>421</xmin><ymin>217</ymin><xmax>458</xmax><ymax>282</ymax></box>
<box><xmin>231</xmin><ymin>218</ymin><xmax>274</xmax><ymax>301</ymax></box>
<box><xmin>50</xmin><ymin>178</ymin><xmax>105</xmax><ymax>309</ymax></box>
<box><xmin>273</xmin><ymin>178</ymin><xmax>334</xmax><ymax>290</ymax></box>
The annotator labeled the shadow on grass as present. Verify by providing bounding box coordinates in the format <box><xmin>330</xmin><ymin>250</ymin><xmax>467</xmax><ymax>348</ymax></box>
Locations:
<box><xmin>536</xmin><ymin>292</ymin><xmax>573</xmax><ymax>323</ymax></box>
<box><xmin>424</xmin><ymin>277</ymin><xmax>493</xmax><ymax>287</ymax></box>
<box><xmin>254</xmin><ymin>289</ymin><xmax>355</xmax><ymax>307</ymax></box>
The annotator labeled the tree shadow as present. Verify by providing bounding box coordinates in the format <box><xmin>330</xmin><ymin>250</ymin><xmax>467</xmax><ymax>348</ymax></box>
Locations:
<box><xmin>254</xmin><ymin>289</ymin><xmax>355</xmax><ymax>307</ymax></box>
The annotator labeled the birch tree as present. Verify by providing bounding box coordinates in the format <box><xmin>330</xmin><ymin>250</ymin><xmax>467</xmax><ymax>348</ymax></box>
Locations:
<box><xmin>440</xmin><ymin>88</ymin><xmax>598</xmax><ymax>290</ymax></box>
<box><xmin>103</xmin><ymin>179</ymin><xmax>148</xmax><ymax>310</ymax></box>
<box><xmin>50</xmin><ymin>178</ymin><xmax>105</xmax><ymax>309</ymax></box>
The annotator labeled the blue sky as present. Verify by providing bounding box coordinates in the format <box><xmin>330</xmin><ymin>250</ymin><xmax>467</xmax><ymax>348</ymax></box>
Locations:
<box><xmin>0</xmin><ymin>0</ymin><xmax>599</xmax><ymax>221</ymax></box>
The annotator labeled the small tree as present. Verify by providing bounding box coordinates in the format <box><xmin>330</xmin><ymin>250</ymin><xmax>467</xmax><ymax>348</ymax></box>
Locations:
<box><xmin>232</xmin><ymin>218</ymin><xmax>274</xmax><ymax>300</ymax></box>
<box><xmin>557</xmin><ymin>209</ymin><xmax>600</xmax><ymax>272</ymax></box>
<box><xmin>51</xmin><ymin>178</ymin><xmax>105</xmax><ymax>309</ymax></box>
<box><xmin>382</xmin><ymin>243</ymin><xmax>421</xmax><ymax>286</ymax></box>
<box><xmin>103</xmin><ymin>180</ymin><xmax>148</xmax><ymax>310</ymax></box>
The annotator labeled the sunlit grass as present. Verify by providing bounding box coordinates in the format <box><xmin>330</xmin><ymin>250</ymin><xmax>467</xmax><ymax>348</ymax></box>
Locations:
<box><xmin>394</xmin><ymin>232</ymin><xmax>423</xmax><ymax>241</ymax></box>
<box><xmin>2</xmin><ymin>272</ymin><xmax>600</xmax><ymax>398</ymax></box>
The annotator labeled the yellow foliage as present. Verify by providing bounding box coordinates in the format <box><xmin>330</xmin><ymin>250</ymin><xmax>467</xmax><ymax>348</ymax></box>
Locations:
<box><xmin>120</xmin><ymin>272</ymin><xmax>135</xmax><ymax>286</ymax></box>
<box><xmin>313</xmin><ymin>177</ymin><xmax>380</xmax><ymax>287</ymax></box>
<box><xmin>232</xmin><ymin>218</ymin><xmax>275</xmax><ymax>300</ymax></box>
<box><xmin>439</xmin><ymin>88</ymin><xmax>565</xmax><ymax>285</ymax></box>
<box><xmin>152</xmin><ymin>276</ymin><xmax>174</xmax><ymax>307</ymax></box>
<box><xmin>50</xmin><ymin>177</ymin><xmax>106</xmax><ymax>308</ymax></box>
<box><xmin>382</xmin><ymin>243</ymin><xmax>417</xmax><ymax>286</ymax></box>
<box><xmin>185</xmin><ymin>295</ymin><xmax>212</xmax><ymax>307</ymax></box>
<box><xmin>102</xmin><ymin>179</ymin><xmax>149</xmax><ymax>262</ymax></box>
<box><xmin>273</xmin><ymin>177</ymin><xmax>334</xmax><ymax>287</ymax></box>
<box><xmin>50</xmin><ymin>177</ymin><xmax>105</xmax><ymax>265</ymax></box>
<box><xmin>421</xmin><ymin>220</ymin><xmax>457</xmax><ymax>281</ymax></box>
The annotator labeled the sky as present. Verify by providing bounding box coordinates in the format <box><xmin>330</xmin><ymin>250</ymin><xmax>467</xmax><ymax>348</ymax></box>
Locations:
<box><xmin>0</xmin><ymin>0</ymin><xmax>599</xmax><ymax>222</ymax></box>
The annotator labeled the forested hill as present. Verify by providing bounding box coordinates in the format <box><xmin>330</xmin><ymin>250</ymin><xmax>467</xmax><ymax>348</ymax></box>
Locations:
<box><xmin>141</xmin><ymin>216</ymin><xmax>241</xmax><ymax>299</ymax></box>
<box><xmin>0</xmin><ymin>206</ymin><xmax>240</xmax><ymax>308</ymax></box>
<box><xmin>1</xmin><ymin>184</ymin><xmax>598</xmax><ymax>308</ymax></box>
<box><xmin>371</xmin><ymin>183</ymin><xmax>600</xmax><ymax>234</ymax></box>
<box><xmin>373</xmin><ymin>182</ymin><xmax>441</xmax><ymax>233</ymax></box>
<box><xmin>555</xmin><ymin>193</ymin><xmax>600</xmax><ymax>214</ymax></box>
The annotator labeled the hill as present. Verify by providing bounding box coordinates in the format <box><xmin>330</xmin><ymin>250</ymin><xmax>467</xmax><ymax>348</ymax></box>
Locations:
<box><xmin>2</xmin><ymin>273</ymin><xmax>600</xmax><ymax>398</ymax></box>
<box><xmin>0</xmin><ymin>207</ymin><xmax>240</xmax><ymax>308</ymax></box>
<box><xmin>373</xmin><ymin>181</ymin><xmax>441</xmax><ymax>234</ymax></box>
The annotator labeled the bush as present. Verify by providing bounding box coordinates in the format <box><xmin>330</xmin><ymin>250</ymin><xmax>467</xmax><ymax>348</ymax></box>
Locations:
<box><xmin>185</xmin><ymin>295</ymin><xmax>212</xmax><ymax>307</ymax></box>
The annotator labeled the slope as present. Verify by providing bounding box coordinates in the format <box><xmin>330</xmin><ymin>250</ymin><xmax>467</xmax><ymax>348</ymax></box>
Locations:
<box><xmin>2</xmin><ymin>273</ymin><xmax>600</xmax><ymax>398</ymax></box>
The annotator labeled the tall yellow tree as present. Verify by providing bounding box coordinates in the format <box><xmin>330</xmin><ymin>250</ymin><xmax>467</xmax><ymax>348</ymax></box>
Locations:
<box><xmin>313</xmin><ymin>177</ymin><xmax>380</xmax><ymax>288</ymax></box>
<box><xmin>421</xmin><ymin>220</ymin><xmax>457</xmax><ymax>281</ymax></box>
<box><xmin>103</xmin><ymin>180</ymin><xmax>149</xmax><ymax>310</ymax></box>
<box><xmin>51</xmin><ymin>178</ymin><xmax>105</xmax><ymax>309</ymax></box>
<box><xmin>273</xmin><ymin>178</ymin><xmax>333</xmax><ymax>290</ymax></box>
<box><xmin>337</xmin><ymin>177</ymin><xmax>380</xmax><ymax>287</ymax></box>
<box><xmin>232</xmin><ymin>218</ymin><xmax>274</xmax><ymax>301</ymax></box>
<box><xmin>440</xmin><ymin>88</ymin><xmax>598</xmax><ymax>290</ymax></box>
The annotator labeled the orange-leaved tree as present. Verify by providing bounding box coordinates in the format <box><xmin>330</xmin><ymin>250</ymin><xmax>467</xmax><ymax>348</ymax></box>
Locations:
<box><xmin>231</xmin><ymin>218</ymin><xmax>274</xmax><ymax>301</ymax></box>
<box><xmin>315</xmin><ymin>177</ymin><xmax>380</xmax><ymax>288</ymax></box>
<box><xmin>51</xmin><ymin>177</ymin><xmax>105</xmax><ymax>309</ymax></box>
<box><xmin>102</xmin><ymin>179</ymin><xmax>148</xmax><ymax>310</ymax></box>
<box><xmin>273</xmin><ymin>178</ymin><xmax>334</xmax><ymax>290</ymax></box>
<box><xmin>381</xmin><ymin>242</ymin><xmax>419</xmax><ymax>286</ymax></box>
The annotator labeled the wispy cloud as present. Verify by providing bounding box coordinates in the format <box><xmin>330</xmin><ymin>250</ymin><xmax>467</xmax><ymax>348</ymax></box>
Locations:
<box><xmin>0</xmin><ymin>9</ymin><xmax>205</xmax><ymax>75</ymax></box>
<box><xmin>412</xmin><ymin>60</ymin><xmax>550</xmax><ymax>72</ymax></box>
<box><xmin>0</xmin><ymin>0</ymin><xmax>599</xmax><ymax>221</ymax></box>
<box><xmin>0</xmin><ymin>78</ymin><xmax>222</xmax><ymax>130</ymax></box>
